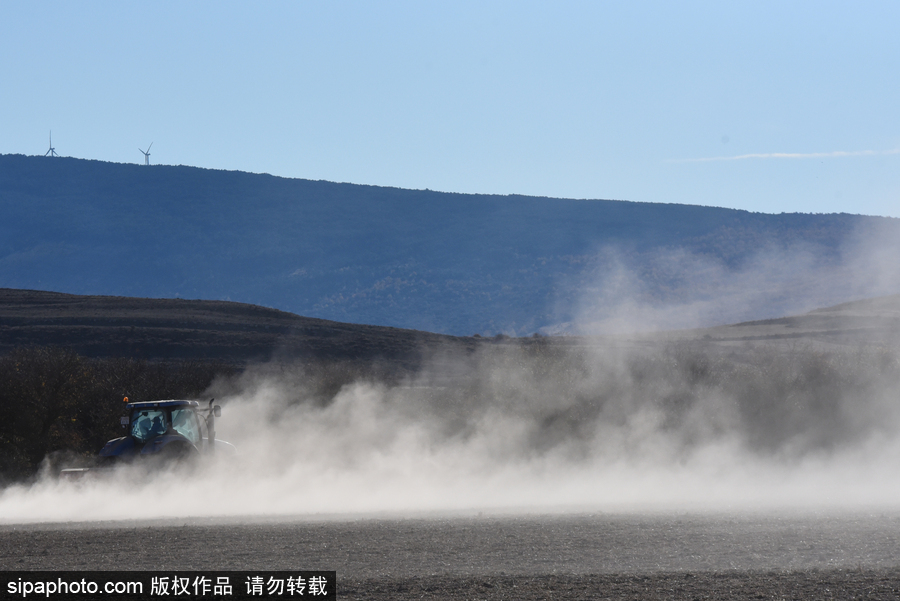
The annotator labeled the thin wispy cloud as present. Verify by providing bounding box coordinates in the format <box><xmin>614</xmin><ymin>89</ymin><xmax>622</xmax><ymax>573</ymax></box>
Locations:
<box><xmin>670</xmin><ymin>149</ymin><xmax>900</xmax><ymax>163</ymax></box>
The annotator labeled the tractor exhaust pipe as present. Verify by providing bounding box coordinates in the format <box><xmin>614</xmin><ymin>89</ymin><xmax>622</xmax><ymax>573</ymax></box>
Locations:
<box><xmin>207</xmin><ymin>398</ymin><xmax>218</xmax><ymax>453</ymax></box>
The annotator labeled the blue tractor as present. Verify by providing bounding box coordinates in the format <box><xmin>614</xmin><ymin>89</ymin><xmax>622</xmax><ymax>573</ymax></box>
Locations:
<box><xmin>61</xmin><ymin>398</ymin><xmax>234</xmax><ymax>477</ymax></box>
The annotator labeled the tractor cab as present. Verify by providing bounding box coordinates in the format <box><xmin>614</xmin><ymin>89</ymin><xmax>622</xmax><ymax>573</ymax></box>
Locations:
<box><xmin>129</xmin><ymin>402</ymin><xmax>204</xmax><ymax>446</ymax></box>
<box><xmin>60</xmin><ymin>398</ymin><xmax>233</xmax><ymax>479</ymax></box>
<box><xmin>98</xmin><ymin>398</ymin><xmax>230</xmax><ymax>464</ymax></box>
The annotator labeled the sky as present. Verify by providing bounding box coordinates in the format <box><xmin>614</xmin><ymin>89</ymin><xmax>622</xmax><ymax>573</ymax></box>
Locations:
<box><xmin>2</xmin><ymin>1</ymin><xmax>899</xmax><ymax>217</ymax></box>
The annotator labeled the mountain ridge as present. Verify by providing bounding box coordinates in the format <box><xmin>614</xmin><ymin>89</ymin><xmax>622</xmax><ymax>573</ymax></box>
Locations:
<box><xmin>2</xmin><ymin>154</ymin><xmax>898</xmax><ymax>335</ymax></box>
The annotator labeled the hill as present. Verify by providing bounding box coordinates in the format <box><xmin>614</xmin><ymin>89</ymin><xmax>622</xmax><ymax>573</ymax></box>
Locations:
<box><xmin>2</xmin><ymin>288</ymin><xmax>898</xmax><ymax>367</ymax></box>
<box><xmin>0</xmin><ymin>288</ymin><xmax>472</xmax><ymax>368</ymax></box>
<box><xmin>2</xmin><ymin>154</ymin><xmax>898</xmax><ymax>335</ymax></box>
<box><xmin>661</xmin><ymin>293</ymin><xmax>900</xmax><ymax>351</ymax></box>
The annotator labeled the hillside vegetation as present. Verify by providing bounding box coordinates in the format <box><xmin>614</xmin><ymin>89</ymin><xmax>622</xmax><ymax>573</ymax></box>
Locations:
<box><xmin>2</xmin><ymin>154</ymin><xmax>897</xmax><ymax>335</ymax></box>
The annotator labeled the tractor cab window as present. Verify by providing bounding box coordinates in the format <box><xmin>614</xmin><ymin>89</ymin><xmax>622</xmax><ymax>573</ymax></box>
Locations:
<box><xmin>171</xmin><ymin>408</ymin><xmax>201</xmax><ymax>444</ymax></box>
<box><xmin>131</xmin><ymin>410</ymin><xmax>167</xmax><ymax>442</ymax></box>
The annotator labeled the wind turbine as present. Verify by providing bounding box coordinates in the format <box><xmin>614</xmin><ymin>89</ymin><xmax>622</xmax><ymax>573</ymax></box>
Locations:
<box><xmin>139</xmin><ymin>142</ymin><xmax>153</xmax><ymax>165</ymax></box>
<box><xmin>44</xmin><ymin>131</ymin><xmax>58</xmax><ymax>157</ymax></box>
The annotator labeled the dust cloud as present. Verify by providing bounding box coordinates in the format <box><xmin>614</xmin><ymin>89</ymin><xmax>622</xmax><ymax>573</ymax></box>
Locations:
<box><xmin>558</xmin><ymin>218</ymin><xmax>900</xmax><ymax>334</ymax></box>
<box><xmin>1</xmin><ymin>221</ymin><xmax>899</xmax><ymax>524</ymax></box>
<box><xmin>1</xmin><ymin>336</ymin><xmax>899</xmax><ymax>524</ymax></box>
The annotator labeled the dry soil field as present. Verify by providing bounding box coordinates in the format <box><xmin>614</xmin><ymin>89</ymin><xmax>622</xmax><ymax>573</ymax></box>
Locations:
<box><xmin>2</xmin><ymin>511</ymin><xmax>900</xmax><ymax>599</ymax></box>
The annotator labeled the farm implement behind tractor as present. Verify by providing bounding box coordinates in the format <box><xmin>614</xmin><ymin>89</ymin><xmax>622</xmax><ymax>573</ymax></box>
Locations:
<box><xmin>61</xmin><ymin>398</ymin><xmax>235</xmax><ymax>478</ymax></box>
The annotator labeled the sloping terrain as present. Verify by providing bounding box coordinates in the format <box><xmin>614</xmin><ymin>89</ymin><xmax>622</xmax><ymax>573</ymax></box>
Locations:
<box><xmin>666</xmin><ymin>293</ymin><xmax>900</xmax><ymax>350</ymax></box>
<box><xmin>2</xmin><ymin>288</ymin><xmax>899</xmax><ymax>367</ymax></box>
<box><xmin>2</xmin><ymin>154</ymin><xmax>898</xmax><ymax>335</ymax></box>
<box><xmin>0</xmin><ymin>288</ymin><xmax>473</xmax><ymax>367</ymax></box>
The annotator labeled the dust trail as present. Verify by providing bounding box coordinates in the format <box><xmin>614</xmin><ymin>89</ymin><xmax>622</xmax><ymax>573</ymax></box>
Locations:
<box><xmin>1</xmin><ymin>336</ymin><xmax>899</xmax><ymax>523</ymax></box>
<box><xmin>557</xmin><ymin>218</ymin><xmax>900</xmax><ymax>334</ymax></box>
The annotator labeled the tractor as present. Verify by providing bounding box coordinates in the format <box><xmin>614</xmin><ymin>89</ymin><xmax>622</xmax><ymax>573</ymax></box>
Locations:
<box><xmin>60</xmin><ymin>398</ymin><xmax>235</xmax><ymax>478</ymax></box>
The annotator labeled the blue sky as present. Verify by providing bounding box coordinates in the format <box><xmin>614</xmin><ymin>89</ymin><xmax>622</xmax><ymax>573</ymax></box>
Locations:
<box><xmin>2</xmin><ymin>1</ymin><xmax>899</xmax><ymax>217</ymax></box>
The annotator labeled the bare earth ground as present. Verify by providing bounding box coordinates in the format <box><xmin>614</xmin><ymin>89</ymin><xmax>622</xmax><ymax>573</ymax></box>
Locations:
<box><xmin>2</xmin><ymin>512</ymin><xmax>900</xmax><ymax>599</ymax></box>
